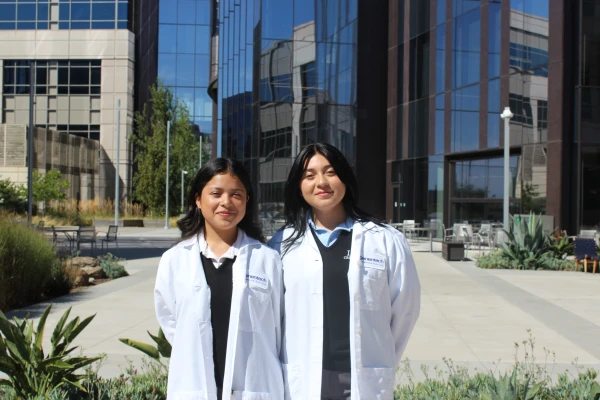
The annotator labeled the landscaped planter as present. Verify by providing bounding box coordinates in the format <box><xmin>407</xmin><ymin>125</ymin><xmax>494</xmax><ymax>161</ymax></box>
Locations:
<box><xmin>442</xmin><ymin>241</ymin><xmax>465</xmax><ymax>261</ymax></box>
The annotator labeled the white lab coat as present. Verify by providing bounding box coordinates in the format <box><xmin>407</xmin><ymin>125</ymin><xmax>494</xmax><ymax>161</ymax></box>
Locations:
<box><xmin>269</xmin><ymin>220</ymin><xmax>421</xmax><ymax>400</ymax></box>
<box><xmin>155</xmin><ymin>230</ymin><xmax>285</xmax><ymax>400</ymax></box>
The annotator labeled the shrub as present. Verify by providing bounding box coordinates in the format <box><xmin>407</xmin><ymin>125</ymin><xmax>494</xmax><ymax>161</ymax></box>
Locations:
<box><xmin>0</xmin><ymin>304</ymin><xmax>103</xmax><ymax>398</ymax></box>
<box><xmin>119</xmin><ymin>328</ymin><xmax>171</xmax><ymax>369</ymax></box>
<box><xmin>97</xmin><ymin>253</ymin><xmax>128</xmax><ymax>279</ymax></box>
<box><xmin>499</xmin><ymin>213</ymin><xmax>548</xmax><ymax>270</ymax></box>
<box><xmin>546</xmin><ymin>232</ymin><xmax>574</xmax><ymax>259</ymax></box>
<box><xmin>477</xmin><ymin>252</ymin><xmax>577</xmax><ymax>271</ymax></box>
<box><xmin>0</xmin><ymin>218</ymin><xmax>58</xmax><ymax>311</ymax></box>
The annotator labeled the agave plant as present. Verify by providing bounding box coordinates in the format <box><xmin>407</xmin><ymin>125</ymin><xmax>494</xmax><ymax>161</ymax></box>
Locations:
<box><xmin>482</xmin><ymin>369</ymin><xmax>542</xmax><ymax>400</ymax></box>
<box><xmin>0</xmin><ymin>304</ymin><xmax>103</xmax><ymax>398</ymax></box>
<box><xmin>119</xmin><ymin>327</ymin><xmax>171</xmax><ymax>370</ymax></box>
<box><xmin>499</xmin><ymin>213</ymin><xmax>547</xmax><ymax>270</ymax></box>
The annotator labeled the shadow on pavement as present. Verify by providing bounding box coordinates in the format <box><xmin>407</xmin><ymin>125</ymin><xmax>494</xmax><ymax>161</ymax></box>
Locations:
<box><xmin>76</xmin><ymin>238</ymin><xmax>177</xmax><ymax>260</ymax></box>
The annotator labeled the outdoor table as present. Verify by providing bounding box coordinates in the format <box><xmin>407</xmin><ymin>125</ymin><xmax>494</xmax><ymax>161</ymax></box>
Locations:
<box><xmin>53</xmin><ymin>227</ymin><xmax>81</xmax><ymax>250</ymax></box>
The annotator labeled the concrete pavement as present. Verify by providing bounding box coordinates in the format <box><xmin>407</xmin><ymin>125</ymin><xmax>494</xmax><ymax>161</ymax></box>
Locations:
<box><xmin>5</xmin><ymin>230</ymin><xmax>600</xmax><ymax>384</ymax></box>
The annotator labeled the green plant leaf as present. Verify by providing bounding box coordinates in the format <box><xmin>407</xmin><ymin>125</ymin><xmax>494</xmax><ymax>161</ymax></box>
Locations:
<box><xmin>51</xmin><ymin>307</ymin><xmax>72</xmax><ymax>348</ymax></box>
<box><xmin>119</xmin><ymin>338</ymin><xmax>160</xmax><ymax>360</ymax></box>
<box><xmin>34</xmin><ymin>305</ymin><xmax>52</xmax><ymax>352</ymax></box>
<box><xmin>148</xmin><ymin>330</ymin><xmax>171</xmax><ymax>358</ymax></box>
<box><xmin>66</xmin><ymin>314</ymin><xmax>95</xmax><ymax>343</ymax></box>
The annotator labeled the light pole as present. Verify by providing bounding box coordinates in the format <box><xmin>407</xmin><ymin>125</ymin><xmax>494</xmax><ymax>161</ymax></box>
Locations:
<box><xmin>165</xmin><ymin>120</ymin><xmax>171</xmax><ymax>229</ymax></box>
<box><xmin>115</xmin><ymin>99</ymin><xmax>121</xmax><ymax>227</ymax></box>
<box><xmin>181</xmin><ymin>170</ymin><xmax>188</xmax><ymax>213</ymax></box>
<box><xmin>500</xmin><ymin>107</ymin><xmax>514</xmax><ymax>231</ymax></box>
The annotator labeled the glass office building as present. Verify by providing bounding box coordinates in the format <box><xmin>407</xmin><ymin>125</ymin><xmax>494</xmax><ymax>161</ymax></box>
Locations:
<box><xmin>211</xmin><ymin>0</ymin><xmax>391</xmax><ymax>220</ymax></box>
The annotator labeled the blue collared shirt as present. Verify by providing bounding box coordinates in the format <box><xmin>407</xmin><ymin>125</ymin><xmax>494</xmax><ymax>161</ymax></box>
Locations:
<box><xmin>308</xmin><ymin>214</ymin><xmax>355</xmax><ymax>248</ymax></box>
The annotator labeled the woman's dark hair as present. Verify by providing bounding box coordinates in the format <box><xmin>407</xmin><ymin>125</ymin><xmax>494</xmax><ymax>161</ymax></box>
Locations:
<box><xmin>177</xmin><ymin>158</ymin><xmax>265</xmax><ymax>243</ymax></box>
<box><xmin>281</xmin><ymin>142</ymin><xmax>383</xmax><ymax>253</ymax></box>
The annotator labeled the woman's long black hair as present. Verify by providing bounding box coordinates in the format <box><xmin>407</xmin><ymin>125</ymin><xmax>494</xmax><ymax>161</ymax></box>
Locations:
<box><xmin>176</xmin><ymin>157</ymin><xmax>265</xmax><ymax>243</ymax></box>
<box><xmin>281</xmin><ymin>142</ymin><xmax>383</xmax><ymax>254</ymax></box>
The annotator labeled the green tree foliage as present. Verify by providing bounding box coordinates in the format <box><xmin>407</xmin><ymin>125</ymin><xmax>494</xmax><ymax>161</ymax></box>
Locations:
<box><xmin>32</xmin><ymin>170</ymin><xmax>70</xmax><ymax>212</ymax></box>
<box><xmin>0</xmin><ymin>179</ymin><xmax>26</xmax><ymax>213</ymax></box>
<box><xmin>130</xmin><ymin>82</ymin><xmax>199</xmax><ymax>215</ymax></box>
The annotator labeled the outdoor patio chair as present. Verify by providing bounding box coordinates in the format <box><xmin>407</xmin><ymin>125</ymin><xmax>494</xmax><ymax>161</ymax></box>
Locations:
<box><xmin>101</xmin><ymin>225</ymin><xmax>119</xmax><ymax>253</ymax></box>
<box><xmin>402</xmin><ymin>220</ymin><xmax>417</xmax><ymax>241</ymax></box>
<box><xmin>579</xmin><ymin>230</ymin><xmax>597</xmax><ymax>239</ymax></box>
<box><xmin>477</xmin><ymin>224</ymin><xmax>494</xmax><ymax>248</ymax></box>
<box><xmin>78</xmin><ymin>226</ymin><xmax>98</xmax><ymax>255</ymax></box>
<box><xmin>573</xmin><ymin>237</ymin><xmax>599</xmax><ymax>273</ymax></box>
<box><xmin>461</xmin><ymin>225</ymin><xmax>483</xmax><ymax>257</ymax></box>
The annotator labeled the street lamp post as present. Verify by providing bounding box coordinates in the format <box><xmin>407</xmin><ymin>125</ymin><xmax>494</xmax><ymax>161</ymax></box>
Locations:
<box><xmin>181</xmin><ymin>170</ymin><xmax>188</xmax><ymax>213</ymax></box>
<box><xmin>165</xmin><ymin>121</ymin><xmax>171</xmax><ymax>229</ymax></box>
<box><xmin>500</xmin><ymin>107</ymin><xmax>514</xmax><ymax>232</ymax></box>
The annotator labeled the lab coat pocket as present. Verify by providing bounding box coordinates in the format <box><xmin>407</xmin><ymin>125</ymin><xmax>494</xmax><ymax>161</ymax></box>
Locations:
<box><xmin>239</xmin><ymin>288</ymin><xmax>270</xmax><ymax>332</ymax></box>
<box><xmin>231</xmin><ymin>391</ymin><xmax>271</xmax><ymax>400</ymax></box>
<box><xmin>192</xmin><ymin>285</ymin><xmax>211</xmax><ymax>322</ymax></box>
<box><xmin>359</xmin><ymin>266</ymin><xmax>386</xmax><ymax>310</ymax></box>
<box><xmin>360</xmin><ymin>367</ymin><xmax>395</xmax><ymax>400</ymax></box>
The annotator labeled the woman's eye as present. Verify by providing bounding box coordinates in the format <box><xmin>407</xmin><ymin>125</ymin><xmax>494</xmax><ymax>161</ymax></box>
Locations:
<box><xmin>304</xmin><ymin>174</ymin><xmax>314</xmax><ymax>179</ymax></box>
<box><xmin>326</xmin><ymin>170</ymin><xmax>336</xmax><ymax>175</ymax></box>
<box><xmin>233</xmin><ymin>193</ymin><xmax>242</xmax><ymax>198</ymax></box>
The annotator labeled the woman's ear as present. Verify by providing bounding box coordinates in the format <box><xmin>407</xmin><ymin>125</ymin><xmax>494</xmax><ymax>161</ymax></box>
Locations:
<box><xmin>195</xmin><ymin>193</ymin><xmax>201</xmax><ymax>210</ymax></box>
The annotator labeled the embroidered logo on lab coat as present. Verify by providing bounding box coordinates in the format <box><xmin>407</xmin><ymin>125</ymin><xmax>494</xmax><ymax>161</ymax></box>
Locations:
<box><xmin>359</xmin><ymin>254</ymin><xmax>386</xmax><ymax>270</ymax></box>
<box><xmin>246</xmin><ymin>272</ymin><xmax>268</xmax><ymax>289</ymax></box>
<box><xmin>344</xmin><ymin>250</ymin><xmax>351</xmax><ymax>259</ymax></box>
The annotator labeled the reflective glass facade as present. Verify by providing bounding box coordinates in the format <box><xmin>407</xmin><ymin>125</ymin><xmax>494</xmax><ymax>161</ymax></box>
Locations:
<box><xmin>577</xmin><ymin>0</ymin><xmax>600</xmax><ymax>230</ymax></box>
<box><xmin>391</xmin><ymin>0</ymin><xmax>551</xmax><ymax>229</ymax></box>
<box><xmin>157</xmin><ymin>0</ymin><xmax>212</xmax><ymax>136</ymax></box>
<box><xmin>0</xmin><ymin>0</ymin><xmax>128</xmax><ymax>30</ymax></box>
<box><xmin>216</xmin><ymin>0</ymin><xmax>358</xmax><ymax>217</ymax></box>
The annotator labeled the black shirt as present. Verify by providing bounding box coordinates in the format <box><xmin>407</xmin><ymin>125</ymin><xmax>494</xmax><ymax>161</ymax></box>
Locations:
<box><xmin>200</xmin><ymin>253</ymin><xmax>236</xmax><ymax>390</ymax></box>
<box><xmin>311</xmin><ymin>228</ymin><xmax>353</xmax><ymax>373</ymax></box>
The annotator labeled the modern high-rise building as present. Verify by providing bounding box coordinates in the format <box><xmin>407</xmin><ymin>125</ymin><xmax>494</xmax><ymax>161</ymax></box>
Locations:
<box><xmin>0</xmin><ymin>0</ymin><xmax>134</xmax><ymax>200</ymax></box>
<box><xmin>210</xmin><ymin>0</ymin><xmax>389</xmax><ymax>223</ymax></box>
<box><xmin>212</xmin><ymin>0</ymin><xmax>599</xmax><ymax>234</ymax></box>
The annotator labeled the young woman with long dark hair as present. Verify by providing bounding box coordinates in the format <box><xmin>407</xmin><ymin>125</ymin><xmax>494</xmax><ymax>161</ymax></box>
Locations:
<box><xmin>155</xmin><ymin>158</ymin><xmax>284</xmax><ymax>400</ymax></box>
<box><xmin>269</xmin><ymin>143</ymin><xmax>420</xmax><ymax>400</ymax></box>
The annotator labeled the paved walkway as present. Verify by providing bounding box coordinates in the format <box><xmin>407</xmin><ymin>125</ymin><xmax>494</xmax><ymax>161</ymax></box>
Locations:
<box><xmin>5</xmin><ymin>231</ymin><xmax>600</xmax><ymax>385</ymax></box>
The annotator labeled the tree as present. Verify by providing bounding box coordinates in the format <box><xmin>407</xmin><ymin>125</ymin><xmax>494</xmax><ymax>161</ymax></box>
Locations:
<box><xmin>0</xmin><ymin>178</ymin><xmax>26</xmax><ymax>213</ymax></box>
<box><xmin>521</xmin><ymin>183</ymin><xmax>545</xmax><ymax>214</ymax></box>
<box><xmin>130</xmin><ymin>82</ymin><xmax>199</xmax><ymax>215</ymax></box>
<box><xmin>32</xmin><ymin>169</ymin><xmax>70</xmax><ymax>212</ymax></box>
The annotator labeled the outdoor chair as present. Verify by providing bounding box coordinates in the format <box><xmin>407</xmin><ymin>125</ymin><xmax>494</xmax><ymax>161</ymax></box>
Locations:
<box><xmin>477</xmin><ymin>223</ymin><xmax>494</xmax><ymax>248</ymax></box>
<box><xmin>579</xmin><ymin>230</ymin><xmax>597</xmax><ymax>239</ymax></box>
<box><xmin>573</xmin><ymin>237</ymin><xmax>599</xmax><ymax>274</ymax></box>
<box><xmin>402</xmin><ymin>220</ymin><xmax>417</xmax><ymax>241</ymax></box>
<box><xmin>461</xmin><ymin>225</ymin><xmax>483</xmax><ymax>257</ymax></box>
<box><xmin>101</xmin><ymin>225</ymin><xmax>119</xmax><ymax>253</ymax></box>
<box><xmin>78</xmin><ymin>227</ymin><xmax>98</xmax><ymax>255</ymax></box>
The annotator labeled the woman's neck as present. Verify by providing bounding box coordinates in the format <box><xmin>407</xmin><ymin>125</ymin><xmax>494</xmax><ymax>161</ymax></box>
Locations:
<box><xmin>312</xmin><ymin>206</ymin><xmax>347</xmax><ymax>232</ymax></box>
<box><xmin>204</xmin><ymin>225</ymin><xmax>238</xmax><ymax>258</ymax></box>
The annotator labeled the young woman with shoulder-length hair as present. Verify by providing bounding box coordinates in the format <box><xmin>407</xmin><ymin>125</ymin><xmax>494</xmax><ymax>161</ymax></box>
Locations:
<box><xmin>269</xmin><ymin>143</ymin><xmax>420</xmax><ymax>400</ymax></box>
<box><xmin>155</xmin><ymin>158</ymin><xmax>284</xmax><ymax>400</ymax></box>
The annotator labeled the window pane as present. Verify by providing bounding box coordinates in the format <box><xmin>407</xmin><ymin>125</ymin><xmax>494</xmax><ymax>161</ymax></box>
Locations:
<box><xmin>17</xmin><ymin>4</ymin><xmax>36</xmax><ymax>20</ymax></box>
<box><xmin>195</xmin><ymin>25</ymin><xmax>210</xmax><ymax>54</ymax></box>
<box><xmin>195</xmin><ymin>88</ymin><xmax>212</xmax><ymax>117</ymax></box>
<box><xmin>196</xmin><ymin>0</ymin><xmax>210</xmax><ymax>25</ymax></box>
<box><xmin>452</xmin><ymin>9</ymin><xmax>480</xmax><ymax>89</ymax></box>
<box><xmin>159</xmin><ymin>0</ymin><xmax>177</xmax><ymax>23</ymax></box>
<box><xmin>158</xmin><ymin>53</ymin><xmax>177</xmax><ymax>86</ymax></box>
<box><xmin>262</xmin><ymin>0</ymin><xmax>293</xmax><ymax>40</ymax></box>
<box><xmin>117</xmin><ymin>2</ymin><xmax>127</xmax><ymax>20</ymax></box>
<box><xmin>178</xmin><ymin>0</ymin><xmax>195</xmax><ymax>24</ymax></box>
<box><xmin>71</xmin><ymin>3</ymin><xmax>90</xmax><ymax>21</ymax></box>
<box><xmin>489</xmin><ymin>1</ymin><xmax>501</xmax><ymax>78</ymax></box>
<box><xmin>38</xmin><ymin>4</ymin><xmax>49</xmax><ymax>20</ymax></box>
<box><xmin>92</xmin><ymin>3</ymin><xmax>115</xmax><ymax>20</ymax></box>
<box><xmin>177</xmin><ymin>25</ymin><xmax>195</xmax><ymax>53</ymax></box>
<box><xmin>436</xmin><ymin>25</ymin><xmax>445</xmax><ymax>93</ymax></box>
<box><xmin>159</xmin><ymin>24</ymin><xmax>177</xmax><ymax>53</ymax></box>
<box><xmin>176</xmin><ymin>54</ymin><xmax>195</xmax><ymax>86</ymax></box>
<box><xmin>0</xmin><ymin>4</ymin><xmax>16</xmax><ymax>21</ymax></box>
<box><xmin>195</xmin><ymin>54</ymin><xmax>209</xmax><ymax>87</ymax></box>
